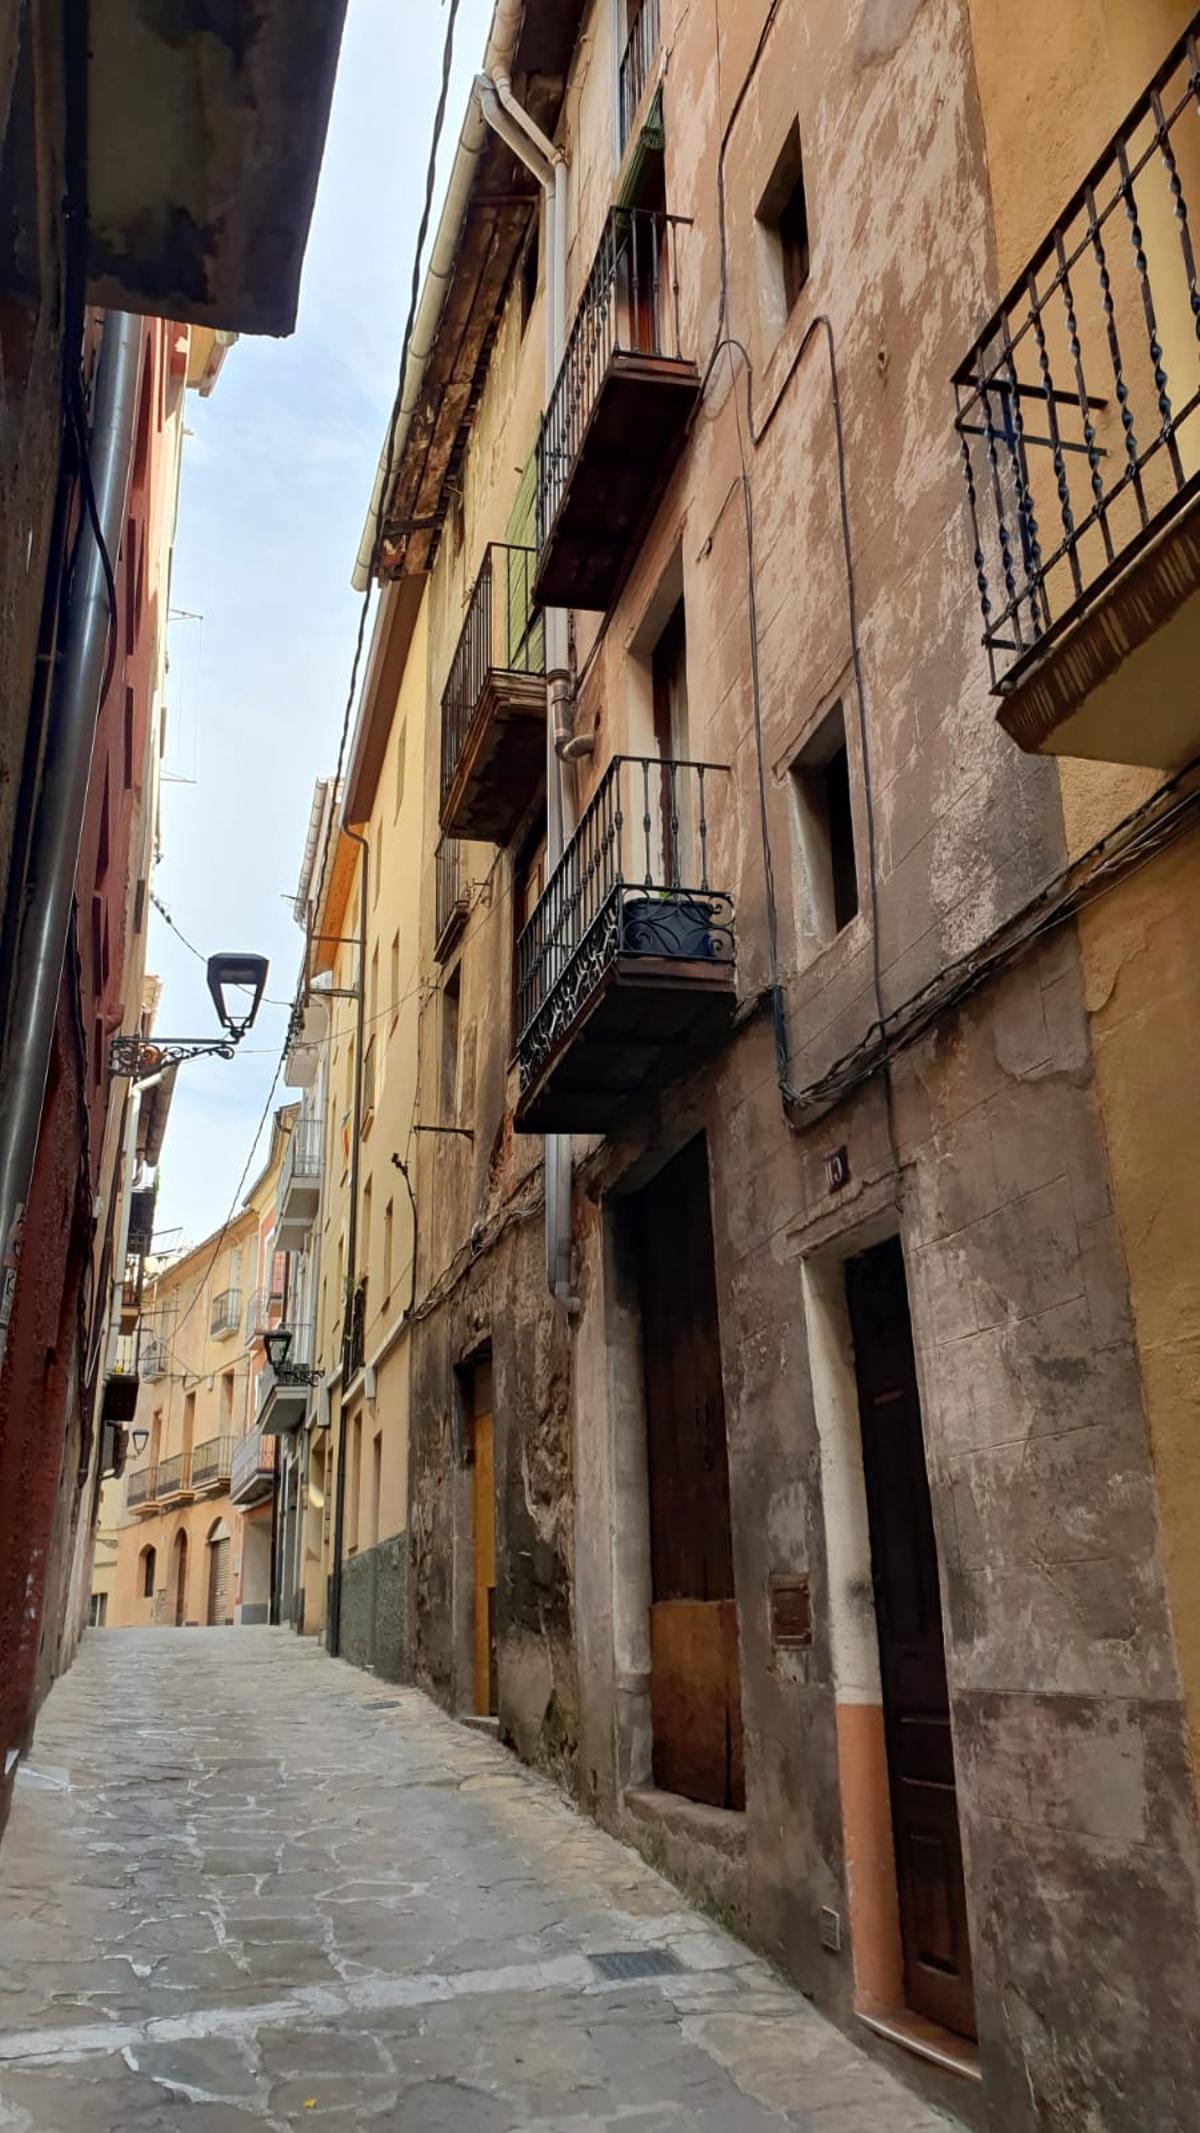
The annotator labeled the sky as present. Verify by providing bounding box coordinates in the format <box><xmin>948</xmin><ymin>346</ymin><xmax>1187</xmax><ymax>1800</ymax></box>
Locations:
<box><xmin>148</xmin><ymin>0</ymin><xmax>493</xmax><ymax>1255</ymax></box>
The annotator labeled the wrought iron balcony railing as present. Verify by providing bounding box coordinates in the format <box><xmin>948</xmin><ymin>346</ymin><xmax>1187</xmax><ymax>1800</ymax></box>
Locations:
<box><xmin>441</xmin><ymin>543</ymin><xmax>543</xmax><ymax>812</ymax></box>
<box><xmin>230</xmin><ymin>1422</ymin><xmax>276</xmax><ymax>1505</ymax></box>
<box><xmin>244</xmin><ymin>1286</ymin><xmax>279</xmax><ymax>1341</ymax></box>
<box><xmin>435</xmin><ymin>837</ymin><xmax>470</xmax><ymax>963</ymax></box>
<box><xmin>156</xmin><ymin>1452</ymin><xmax>190</xmax><ymax>1498</ymax></box>
<box><xmin>536</xmin><ymin>206</ymin><xmax>692</xmax><ymax>587</ymax></box>
<box><xmin>515</xmin><ymin>755</ymin><xmax>734</xmax><ymax>1126</ymax></box>
<box><xmin>619</xmin><ymin>0</ymin><xmax>659</xmax><ymax>154</ymax></box>
<box><xmin>191</xmin><ymin>1435</ymin><xmax>234</xmax><ymax>1490</ymax></box>
<box><xmin>210</xmin><ymin>1286</ymin><xmax>240</xmax><ymax>1338</ymax></box>
<box><xmin>140</xmin><ymin>1330</ymin><xmax>169</xmax><ymax>1380</ymax></box>
<box><xmin>127</xmin><ymin>1464</ymin><xmax>158</xmax><ymax>1509</ymax></box>
<box><xmin>954</xmin><ymin>19</ymin><xmax>1200</xmax><ymax>697</ymax></box>
<box><xmin>280</xmin><ymin>1114</ymin><xmax>323</xmax><ymax>1192</ymax></box>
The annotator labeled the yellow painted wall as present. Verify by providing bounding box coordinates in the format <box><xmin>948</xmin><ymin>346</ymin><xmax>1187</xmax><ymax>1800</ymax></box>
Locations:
<box><xmin>967</xmin><ymin>0</ymin><xmax>1200</xmax><ymax>1778</ymax></box>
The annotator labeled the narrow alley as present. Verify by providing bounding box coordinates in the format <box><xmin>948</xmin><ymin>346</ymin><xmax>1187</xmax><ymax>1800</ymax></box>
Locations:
<box><xmin>0</xmin><ymin>1633</ymin><xmax>958</xmax><ymax>2133</ymax></box>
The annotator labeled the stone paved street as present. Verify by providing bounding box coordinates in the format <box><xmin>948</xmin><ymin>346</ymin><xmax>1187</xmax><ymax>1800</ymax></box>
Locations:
<box><xmin>0</xmin><ymin>1632</ymin><xmax>961</xmax><ymax>2132</ymax></box>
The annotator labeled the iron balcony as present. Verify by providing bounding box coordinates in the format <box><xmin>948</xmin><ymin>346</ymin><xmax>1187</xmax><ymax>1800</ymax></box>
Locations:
<box><xmin>155</xmin><ymin>1453</ymin><xmax>192</xmax><ymax>1503</ymax></box>
<box><xmin>127</xmin><ymin>1464</ymin><xmax>159</xmax><ymax>1512</ymax></box>
<box><xmin>954</xmin><ymin>14</ymin><xmax>1200</xmax><ymax>768</ymax></box>
<box><xmin>258</xmin><ymin>1321</ymin><xmax>317</xmax><ymax>1437</ymax></box>
<box><xmin>230</xmin><ymin>1423</ymin><xmax>276</xmax><ymax>1507</ymax></box>
<box><xmin>275</xmin><ymin>1115</ymin><xmax>323</xmax><ymax>1252</ymax></box>
<box><xmin>209</xmin><ymin>1287</ymin><xmax>241</xmax><ymax>1340</ymax></box>
<box><xmin>515</xmin><ymin>755</ymin><xmax>736</xmax><ymax>1134</ymax></box>
<box><xmin>191</xmin><ymin>1436</ymin><xmax>234</xmax><ymax>1492</ymax></box>
<box><xmin>535</xmin><ymin>206</ymin><xmax>700</xmax><ymax>612</ymax></box>
<box><xmin>440</xmin><ymin>542</ymin><xmax>545</xmax><ymax>845</ymax></box>
<box><xmin>434</xmin><ymin>837</ymin><xmax>470</xmax><ymax>965</ymax></box>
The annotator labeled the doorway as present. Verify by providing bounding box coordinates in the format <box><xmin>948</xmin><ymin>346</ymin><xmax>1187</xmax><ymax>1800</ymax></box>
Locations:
<box><xmin>205</xmin><ymin>1520</ymin><xmax>231</xmax><ymax>1626</ymax></box>
<box><xmin>844</xmin><ymin>1237</ymin><xmax>975</xmax><ymax>2040</ymax></box>
<box><xmin>171</xmin><ymin>1530</ymin><xmax>188</xmax><ymax>1627</ymax></box>
<box><xmin>634</xmin><ymin>1136</ymin><xmax>743</xmax><ymax>1810</ymax></box>
<box><xmin>468</xmin><ymin>1355</ymin><xmax>497</xmax><ymax>1716</ymax></box>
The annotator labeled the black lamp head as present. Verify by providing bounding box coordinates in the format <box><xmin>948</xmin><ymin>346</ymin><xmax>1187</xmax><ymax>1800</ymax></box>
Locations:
<box><xmin>262</xmin><ymin>1327</ymin><xmax>293</xmax><ymax>1371</ymax></box>
<box><xmin>207</xmin><ymin>953</ymin><xmax>269</xmax><ymax>1040</ymax></box>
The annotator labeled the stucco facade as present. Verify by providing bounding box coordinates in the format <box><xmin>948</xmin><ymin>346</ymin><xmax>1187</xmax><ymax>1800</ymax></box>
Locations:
<box><xmin>279</xmin><ymin>1</ymin><xmax>1200</xmax><ymax>2125</ymax></box>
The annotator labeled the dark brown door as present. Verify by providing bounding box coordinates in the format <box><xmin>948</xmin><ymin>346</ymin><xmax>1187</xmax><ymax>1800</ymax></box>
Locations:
<box><xmin>635</xmin><ymin>1136</ymin><xmax>744</xmax><ymax>1810</ymax></box>
<box><xmin>845</xmin><ymin>1238</ymin><xmax>976</xmax><ymax>2040</ymax></box>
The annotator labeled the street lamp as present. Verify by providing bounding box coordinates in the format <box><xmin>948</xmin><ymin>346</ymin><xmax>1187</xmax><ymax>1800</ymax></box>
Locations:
<box><xmin>130</xmin><ymin>1426</ymin><xmax>150</xmax><ymax>1456</ymax></box>
<box><xmin>262</xmin><ymin>1325</ymin><xmax>320</xmax><ymax>1388</ymax></box>
<box><xmin>110</xmin><ymin>953</ymin><xmax>270</xmax><ymax>1081</ymax></box>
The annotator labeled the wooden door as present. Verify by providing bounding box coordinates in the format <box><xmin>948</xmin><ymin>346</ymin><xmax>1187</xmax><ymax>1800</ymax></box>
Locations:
<box><xmin>635</xmin><ymin>1137</ymin><xmax>743</xmax><ymax>1809</ymax></box>
<box><xmin>206</xmin><ymin>1536</ymin><xmax>230</xmax><ymax>1626</ymax></box>
<box><xmin>470</xmin><ymin>1359</ymin><xmax>497</xmax><ymax>1716</ymax></box>
<box><xmin>845</xmin><ymin>1238</ymin><xmax>976</xmax><ymax>2040</ymax></box>
<box><xmin>172</xmin><ymin>1532</ymin><xmax>188</xmax><ymax>1627</ymax></box>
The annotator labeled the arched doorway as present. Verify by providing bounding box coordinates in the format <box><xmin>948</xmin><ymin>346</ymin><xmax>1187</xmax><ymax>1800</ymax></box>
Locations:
<box><xmin>206</xmin><ymin>1519</ymin><xmax>231</xmax><ymax>1626</ymax></box>
<box><xmin>171</xmin><ymin>1530</ymin><xmax>188</xmax><ymax>1627</ymax></box>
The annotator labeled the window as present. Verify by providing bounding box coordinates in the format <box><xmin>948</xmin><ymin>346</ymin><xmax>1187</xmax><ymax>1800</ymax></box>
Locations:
<box><xmin>757</xmin><ymin>121</ymin><xmax>810</xmax><ymax>333</ymax></box>
<box><xmin>442</xmin><ymin>967</ymin><xmax>461</xmax><ymax>1120</ymax></box>
<box><xmin>141</xmin><ymin>1546</ymin><xmax>156</xmax><ymax>1599</ymax></box>
<box><xmin>361</xmin><ymin>1177</ymin><xmax>373</xmax><ymax>1277</ymax></box>
<box><xmin>349</xmin><ymin>1414</ymin><xmax>363</xmax><ymax>1553</ymax></box>
<box><xmin>89</xmin><ymin>1592</ymin><xmax>108</xmax><ymax>1627</ymax></box>
<box><xmin>369</xmin><ymin>1432</ymin><xmax>382</xmax><ymax>1551</ymax></box>
<box><xmin>393</xmin><ymin>723</ymin><xmax>407</xmax><ymax>820</ymax></box>
<box><xmin>369</xmin><ymin>944</ymin><xmax>379</xmax><ymax>1028</ymax></box>
<box><xmin>125</xmin><ymin>517</ymin><xmax>137</xmax><ymax>652</ymax></box>
<box><xmin>372</xmin><ymin>826</ymin><xmax>381</xmax><ymax>908</ymax></box>
<box><xmin>389</xmin><ymin>931</ymin><xmax>400</xmax><ymax>1027</ymax></box>
<box><xmin>511</xmin><ymin>819</ymin><xmax>547</xmax><ymax>1043</ymax></box>
<box><xmin>789</xmin><ymin>702</ymin><xmax>859</xmax><ymax>954</ymax></box>
<box><xmin>519</xmin><ymin>224</ymin><xmax>538</xmax><ymax>335</ymax></box>
<box><xmin>182</xmin><ymin>1390</ymin><xmax>196</xmax><ymax>1460</ymax></box>
<box><xmin>221</xmin><ymin>1371</ymin><xmax>234</xmax><ymax>1430</ymax></box>
<box><xmin>382</xmin><ymin>1198</ymin><xmax>394</xmax><ymax>1303</ymax></box>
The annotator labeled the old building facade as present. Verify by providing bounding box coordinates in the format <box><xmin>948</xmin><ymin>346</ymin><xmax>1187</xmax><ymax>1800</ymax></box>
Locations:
<box><xmin>280</xmin><ymin>1</ymin><xmax>1200</xmax><ymax>2125</ymax></box>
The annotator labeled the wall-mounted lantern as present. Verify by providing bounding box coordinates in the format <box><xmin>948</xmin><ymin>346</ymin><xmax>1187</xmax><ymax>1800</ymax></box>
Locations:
<box><xmin>110</xmin><ymin>953</ymin><xmax>270</xmax><ymax>1081</ymax></box>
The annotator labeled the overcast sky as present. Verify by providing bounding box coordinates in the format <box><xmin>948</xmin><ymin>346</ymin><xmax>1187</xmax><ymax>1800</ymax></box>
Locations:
<box><xmin>148</xmin><ymin>0</ymin><xmax>493</xmax><ymax>1255</ymax></box>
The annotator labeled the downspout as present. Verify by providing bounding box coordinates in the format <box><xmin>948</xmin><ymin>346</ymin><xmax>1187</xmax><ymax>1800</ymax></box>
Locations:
<box><xmin>328</xmin><ymin>828</ymin><xmax>369</xmax><ymax>1658</ymax></box>
<box><xmin>474</xmin><ymin>74</ymin><xmax>580</xmax><ymax>1315</ymax></box>
<box><xmin>0</xmin><ymin>310</ymin><xmax>142</xmax><ymax>1369</ymax></box>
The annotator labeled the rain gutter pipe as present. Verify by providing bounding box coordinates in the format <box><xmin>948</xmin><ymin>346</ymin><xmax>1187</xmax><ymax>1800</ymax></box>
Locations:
<box><xmin>475</xmin><ymin>71</ymin><xmax>578</xmax><ymax>1315</ymax></box>
<box><xmin>352</xmin><ymin>0</ymin><xmax>526</xmax><ymax>589</ymax></box>
<box><xmin>0</xmin><ymin>309</ymin><xmax>142</xmax><ymax>1368</ymax></box>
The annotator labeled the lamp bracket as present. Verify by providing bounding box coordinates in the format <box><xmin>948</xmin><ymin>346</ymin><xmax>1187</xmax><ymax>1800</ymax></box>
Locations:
<box><xmin>109</xmin><ymin>1035</ymin><xmax>238</xmax><ymax>1081</ymax></box>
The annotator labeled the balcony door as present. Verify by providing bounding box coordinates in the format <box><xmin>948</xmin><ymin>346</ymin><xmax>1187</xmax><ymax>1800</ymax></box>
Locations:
<box><xmin>634</xmin><ymin>1136</ymin><xmax>743</xmax><ymax>1809</ymax></box>
<box><xmin>650</xmin><ymin>598</ymin><xmax>691</xmax><ymax>887</ymax></box>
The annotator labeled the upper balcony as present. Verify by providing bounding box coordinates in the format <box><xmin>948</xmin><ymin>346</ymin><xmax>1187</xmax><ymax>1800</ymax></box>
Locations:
<box><xmin>535</xmin><ymin>207</ymin><xmax>699</xmax><ymax>613</ymax></box>
<box><xmin>140</xmin><ymin>1330</ymin><xmax>169</xmax><ymax>1382</ymax></box>
<box><xmin>258</xmin><ymin>1321</ymin><xmax>317</xmax><ymax>1438</ymax></box>
<box><xmin>434</xmin><ymin>838</ymin><xmax>471</xmax><ymax>965</ymax></box>
<box><xmin>440</xmin><ymin>544</ymin><xmax>545</xmax><ymax>845</ymax></box>
<box><xmin>954</xmin><ymin>18</ymin><xmax>1200</xmax><ymax>768</ymax></box>
<box><xmin>276</xmin><ymin>1116</ymin><xmax>323</xmax><ymax>1253</ymax></box>
<box><xmin>209</xmin><ymin>1287</ymin><xmax>241</xmax><ymax>1341</ymax></box>
<box><xmin>191</xmin><ymin>1437</ymin><xmax>234</xmax><ymax>1494</ymax></box>
<box><xmin>230</xmin><ymin>1423</ymin><xmax>277</xmax><ymax>1508</ymax></box>
<box><xmin>127</xmin><ymin>1465</ymin><xmax>159</xmax><ymax>1513</ymax></box>
<box><xmin>515</xmin><ymin>755</ymin><xmax>736</xmax><ymax>1134</ymax></box>
<box><xmin>156</xmin><ymin>1453</ymin><xmax>192</xmax><ymax>1504</ymax></box>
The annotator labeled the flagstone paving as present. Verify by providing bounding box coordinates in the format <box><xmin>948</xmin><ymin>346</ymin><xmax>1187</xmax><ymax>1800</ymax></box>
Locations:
<box><xmin>0</xmin><ymin>1630</ymin><xmax>962</xmax><ymax>2132</ymax></box>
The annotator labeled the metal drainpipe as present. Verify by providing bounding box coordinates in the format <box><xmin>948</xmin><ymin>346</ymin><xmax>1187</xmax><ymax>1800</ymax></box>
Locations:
<box><xmin>0</xmin><ymin>310</ymin><xmax>142</xmax><ymax>1369</ymax></box>
<box><xmin>475</xmin><ymin>75</ymin><xmax>579</xmax><ymax>1315</ymax></box>
<box><xmin>328</xmin><ymin>827</ymin><xmax>369</xmax><ymax>1658</ymax></box>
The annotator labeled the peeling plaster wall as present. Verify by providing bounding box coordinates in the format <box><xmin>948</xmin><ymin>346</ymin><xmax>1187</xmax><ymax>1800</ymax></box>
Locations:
<box><xmin>395</xmin><ymin>0</ymin><xmax>1200</xmax><ymax>2119</ymax></box>
<box><xmin>964</xmin><ymin>0</ymin><xmax>1200</xmax><ymax>1824</ymax></box>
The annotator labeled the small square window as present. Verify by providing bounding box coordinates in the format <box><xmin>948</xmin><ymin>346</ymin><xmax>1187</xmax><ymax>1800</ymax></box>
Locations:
<box><xmin>757</xmin><ymin>121</ymin><xmax>811</xmax><ymax>335</ymax></box>
<box><xmin>789</xmin><ymin>703</ymin><xmax>859</xmax><ymax>958</ymax></box>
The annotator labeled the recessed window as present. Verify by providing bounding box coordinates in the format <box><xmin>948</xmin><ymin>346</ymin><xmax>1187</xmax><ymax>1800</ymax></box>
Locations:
<box><xmin>757</xmin><ymin>121</ymin><xmax>811</xmax><ymax>334</ymax></box>
<box><xmin>442</xmin><ymin>967</ymin><xmax>461</xmax><ymax>1120</ymax></box>
<box><xmin>789</xmin><ymin>703</ymin><xmax>859</xmax><ymax>955</ymax></box>
<box><xmin>519</xmin><ymin>226</ymin><xmax>538</xmax><ymax>335</ymax></box>
<box><xmin>141</xmin><ymin>1545</ymin><xmax>156</xmax><ymax>1598</ymax></box>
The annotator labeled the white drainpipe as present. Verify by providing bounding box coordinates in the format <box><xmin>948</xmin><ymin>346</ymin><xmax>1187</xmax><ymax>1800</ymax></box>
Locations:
<box><xmin>475</xmin><ymin>70</ymin><xmax>579</xmax><ymax>1316</ymax></box>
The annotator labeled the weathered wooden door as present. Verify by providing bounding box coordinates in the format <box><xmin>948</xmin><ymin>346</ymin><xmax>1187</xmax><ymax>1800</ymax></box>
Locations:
<box><xmin>206</xmin><ymin>1536</ymin><xmax>230</xmax><ymax>1626</ymax></box>
<box><xmin>470</xmin><ymin>1359</ymin><xmax>497</xmax><ymax>1716</ymax></box>
<box><xmin>845</xmin><ymin>1238</ymin><xmax>976</xmax><ymax>2040</ymax></box>
<box><xmin>172</xmin><ymin>1532</ymin><xmax>188</xmax><ymax>1627</ymax></box>
<box><xmin>635</xmin><ymin>1136</ymin><xmax>743</xmax><ymax>1809</ymax></box>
